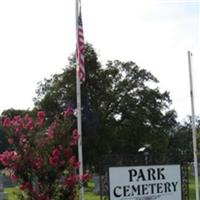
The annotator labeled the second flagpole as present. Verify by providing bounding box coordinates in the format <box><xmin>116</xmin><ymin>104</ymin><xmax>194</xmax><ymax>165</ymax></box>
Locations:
<box><xmin>188</xmin><ymin>50</ymin><xmax>199</xmax><ymax>200</ymax></box>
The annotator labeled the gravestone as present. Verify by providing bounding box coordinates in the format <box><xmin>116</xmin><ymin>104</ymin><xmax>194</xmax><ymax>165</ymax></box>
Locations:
<box><xmin>93</xmin><ymin>175</ymin><xmax>100</xmax><ymax>194</ymax></box>
<box><xmin>93</xmin><ymin>174</ymin><xmax>108</xmax><ymax>196</ymax></box>
<box><xmin>2</xmin><ymin>176</ymin><xmax>14</xmax><ymax>188</ymax></box>
<box><xmin>0</xmin><ymin>175</ymin><xmax>7</xmax><ymax>200</ymax></box>
<box><xmin>191</xmin><ymin>163</ymin><xmax>200</xmax><ymax>176</ymax></box>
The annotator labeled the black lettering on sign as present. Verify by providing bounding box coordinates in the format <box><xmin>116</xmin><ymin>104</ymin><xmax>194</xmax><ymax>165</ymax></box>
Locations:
<box><xmin>157</xmin><ymin>168</ymin><xmax>165</xmax><ymax>180</ymax></box>
<box><xmin>131</xmin><ymin>185</ymin><xmax>140</xmax><ymax>196</ymax></box>
<box><xmin>172</xmin><ymin>182</ymin><xmax>178</xmax><ymax>192</ymax></box>
<box><xmin>147</xmin><ymin>168</ymin><xmax>156</xmax><ymax>180</ymax></box>
<box><xmin>113</xmin><ymin>186</ymin><xmax>122</xmax><ymax>197</ymax></box>
<box><xmin>128</xmin><ymin>169</ymin><xmax>137</xmax><ymax>182</ymax></box>
<box><xmin>137</xmin><ymin>169</ymin><xmax>146</xmax><ymax>181</ymax></box>
<box><xmin>141</xmin><ymin>184</ymin><xmax>149</xmax><ymax>195</ymax></box>
<box><xmin>157</xmin><ymin>183</ymin><xmax>163</xmax><ymax>193</ymax></box>
<box><xmin>164</xmin><ymin>182</ymin><xmax>171</xmax><ymax>193</ymax></box>
<box><xmin>123</xmin><ymin>185</ymin><xmax>131</xmax><ymax>197</ymax></box>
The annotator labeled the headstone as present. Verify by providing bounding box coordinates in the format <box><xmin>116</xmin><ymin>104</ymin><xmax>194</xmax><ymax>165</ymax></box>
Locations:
<box><xmin>93</xmin><ymin>175</ymin><xmax>100</xmax><ymax>194</ymax></box>
<box><xmin>191</xmin><ymin>163</ymin><xmax>200</xmax><ymax>176</ymax></box>
<box><xmin>93</xmin><ymin>174</ymin><xmax>108</xmax><ymax>196</ymax></box>
<box><xmin>2</xmin><ymin>176</ymin><xmax>14</xmax><ymax>188</ymax></box>
<box><xmin>0</xmin><ymin>175</ymin><xmax>7</xmax><ymax>200</ymax></box>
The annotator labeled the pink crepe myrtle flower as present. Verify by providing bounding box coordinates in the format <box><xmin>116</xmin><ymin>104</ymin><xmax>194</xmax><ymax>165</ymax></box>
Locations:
<box><xmin>49</xmin><ymin>156</ymin><xmax>59</xmax><ymax>167</ymax></box>
<box><xmin>37</xmin><ymin>111</ymin><xmax>45</xmax><ymax>128</ymax></box>
<box><xmin>37</xmin><ymin>111</ymin><xmax>45</xmax><ymax>119</ymax></box>
<box><xmin>81</xmin><ymin>171</ymin><xmax>92</xmax><ymax>182</ymax></box>
<box><xmin>68</xmin><ymin>156</ymin><xmax>80</xmax><ymax>169</ymax></box>
<box><xmin>64</xmin><ymin>174</ymin><xmax>79</xmax><ymax>188</ymax></box>
<box><xmin>49</xmin><ymin>148</ymin><xmax>61</xmax><ymax>167</ymax></box>
<box><xmin>3</xmin><ymin>118</ymin><xmax>12</xmax><ymax>128</ymax></box>
<box><xmin>70</xmin><ymin>129</ymin><xmax>80</xmax><ymax>146</ymax></box>
<box><xmin>25</xmin><ymin>116</ymin><xmax>34</xmax><ymax>131</ymax></box>
<box><xmin>64</xmin><ymin>107</ymin><xmax>74</xmax><ymax>117</ymax></box>
<box><xmin>8</xmin><ymin>138</ymin><xmax>14</xmax><ymax>145</ymax></box>
<box><xmin>33</xmin><ymin>157</ymin><xmax>44</xmax><ymax>170</ymax></box>
<box><xmin>52</xmin><ymin>148</ymin><xmax>61</xmax><ymax>158</ymax></box>
<box><xmin>0</xmin><ymin>109</ymin><xmax>90</xmax><ymax>200</ymax></box>
<box><xmin>10</xmin><ymin>174</ymin><xmax>19</xmax><ymax>182</ymax></box>
<box><xmin>0</xmin><ymin>150</ymin><xmax>19</xmax><ymax>166</ymax></box>
<box><xmin>47</xmin><ymin>122</ymin><xmax>57</xmax><ymax>139</ymax></box>
<box><xmin>63</xmin><ymin>148</ymin><xmax>72</xmax><ymax>159</ymax></box>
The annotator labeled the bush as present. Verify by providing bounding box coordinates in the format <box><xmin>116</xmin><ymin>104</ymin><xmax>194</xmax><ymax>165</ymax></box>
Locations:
<box><xmin>0</xmin><ymin>109</ymin><xmax>90</xmax><ymax>200</ymax></box>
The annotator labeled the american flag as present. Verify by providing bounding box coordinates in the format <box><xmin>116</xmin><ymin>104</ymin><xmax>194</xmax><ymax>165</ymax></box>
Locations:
<box><xmin>76</xmin><ymin>6</ymin><xmax>85</xmax><ymax>82</ymax></box>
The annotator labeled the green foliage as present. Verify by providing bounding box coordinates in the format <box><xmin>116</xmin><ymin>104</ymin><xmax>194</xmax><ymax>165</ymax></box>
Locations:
<box><xmin>5</xmin><ymin>187</ymin><xmax>28</xmax><ymax>200</ymax></box>
<box><xmin>33</xmin><ymin>43</ymin><xmax>177</xmax><ymax>167</ymax></box>
<box><xmin>0</xmin><ymin>126</ymin><xmax>9</xmax><ymax>169</ymax></box>
<box><xmin>167</xmin><ymin>116</ymin><xmax>200</xmax><ymax>163</ymax></box>
<box><xmin>1</xmin><ymin>109</ymin><xmax>27</xmax><ymax>118</ymax></box>
<box><xmin>0</xmin><ymin>126</ymin><xmax>9</xmax><ymax>153</ymax></box>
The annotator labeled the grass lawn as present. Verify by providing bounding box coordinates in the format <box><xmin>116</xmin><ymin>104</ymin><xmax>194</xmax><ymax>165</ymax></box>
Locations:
<box><xmin>5</xmin><ymin>182</ymin><xmax>100</xmax><ymax>200</ymax></box>
<box><xmin>4</xmin><ymin>177</ymin><xmax>200</xmax><ymax>200</ymax></box>
<box><xmin>5</xmin><ymin>187</ymin><xmax>18</xmax><ymax>200</ymax></box>
<box><xmin>189</xmin><ymin>182</ymin><xmax>196</xmax><ymax>200</ymax></box>
<box><xmin>189</xmin><ymin>175</ymin><xmax>200</xmax><ymax>200</ymax></box>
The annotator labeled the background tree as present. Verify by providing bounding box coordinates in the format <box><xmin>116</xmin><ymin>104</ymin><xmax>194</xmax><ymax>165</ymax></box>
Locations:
<box><xmin>33</xmin><ymin>43</ymin><xmax>177</xmax><ymax>167</ymax></box>
<box><xmin>167</xmin><ymin>117</ymin><xmax>200</xmax><ymax>164</ymax></box>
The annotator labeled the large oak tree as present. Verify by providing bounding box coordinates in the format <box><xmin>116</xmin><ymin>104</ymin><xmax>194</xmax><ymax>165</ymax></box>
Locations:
<box><xmin>33</xmin><ymin>43</ymin><xmax>177</xmax><ymax>167</ymax></box>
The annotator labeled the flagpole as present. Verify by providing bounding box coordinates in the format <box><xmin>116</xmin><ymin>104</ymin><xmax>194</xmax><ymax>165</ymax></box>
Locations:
<box><xmin>76</xmin><ymin>0</ymin><xmax>84</xmax><ymax>200</ymax></box>
<box><xmin>188</xmin><ymin>50</ymin><xmax>199</xmax><ymax>200</ymax></box>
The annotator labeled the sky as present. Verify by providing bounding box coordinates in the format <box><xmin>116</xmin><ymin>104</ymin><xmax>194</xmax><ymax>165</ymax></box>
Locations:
<box><xmin>0</xmin><ymin>0</ymin><xmax>199</xmax><ymax>121</ymax></box>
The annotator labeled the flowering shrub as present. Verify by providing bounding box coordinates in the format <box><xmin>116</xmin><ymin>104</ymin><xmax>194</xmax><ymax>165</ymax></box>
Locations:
<box><xmin>0</xmin><ymin>110</ymin><xmax>90</xmax><ymax>200</ymax></box>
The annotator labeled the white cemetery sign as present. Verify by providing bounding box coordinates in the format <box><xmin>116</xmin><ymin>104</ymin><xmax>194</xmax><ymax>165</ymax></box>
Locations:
<box><xmin>109</xmin><ymin>165</ymin><xmax>182</xmax><ymax>200</ymax></box>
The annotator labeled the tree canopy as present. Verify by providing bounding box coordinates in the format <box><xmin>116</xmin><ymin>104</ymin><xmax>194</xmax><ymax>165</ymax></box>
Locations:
<box><xmin>33</xmin><ymin>43</ymin><xmax>177</xmax><ymax>167</ymax></box>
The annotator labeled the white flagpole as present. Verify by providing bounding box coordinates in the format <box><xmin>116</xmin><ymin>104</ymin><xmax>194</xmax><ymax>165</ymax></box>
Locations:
<box><xmin>76</xmin><ymin>0</ymin><xmax>84</xmax><ymax>200</ymax></box>
<box><xmin>188</xmin><ymin>50</ymin><xmax>199</xmax><ymax>200</ymax></box>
